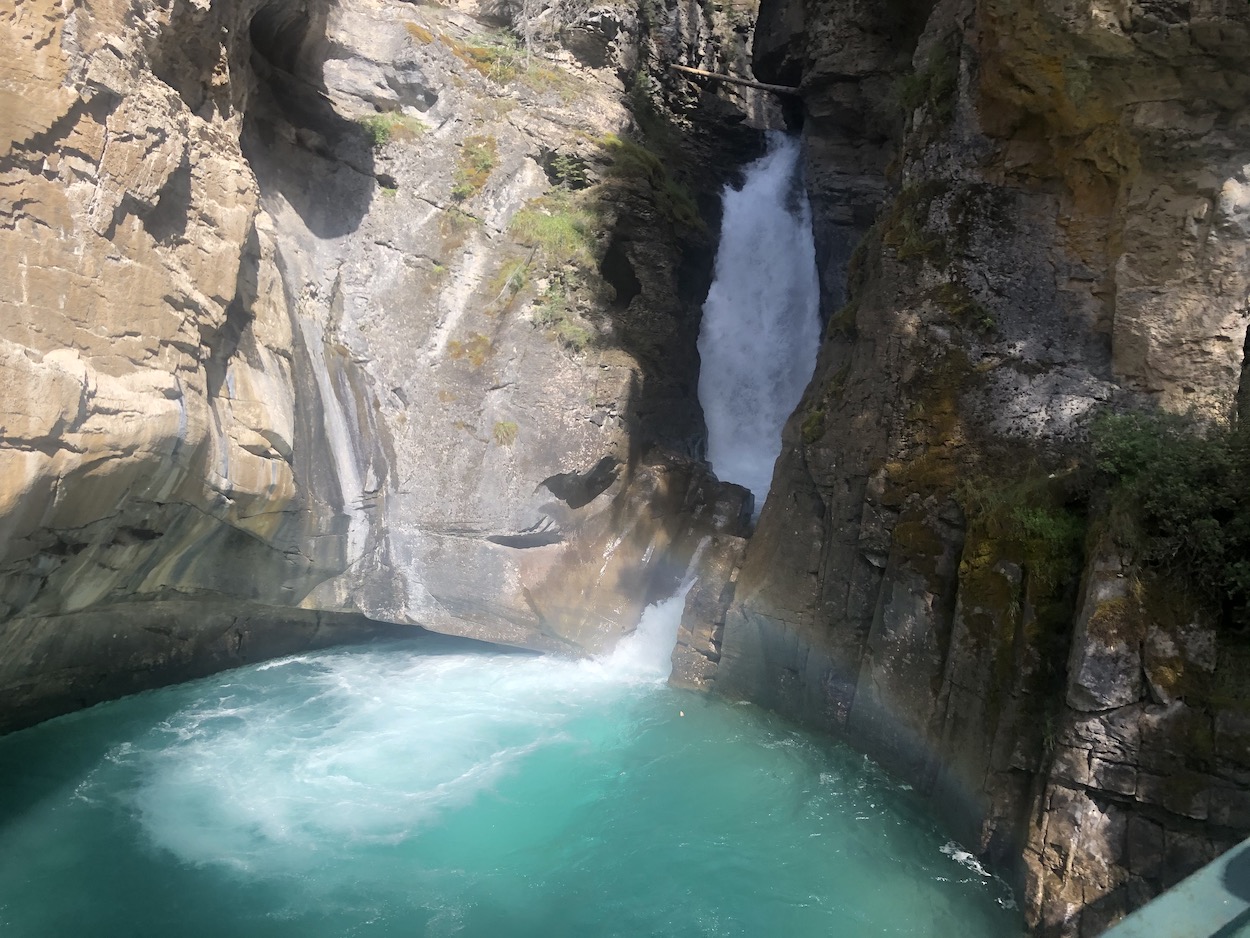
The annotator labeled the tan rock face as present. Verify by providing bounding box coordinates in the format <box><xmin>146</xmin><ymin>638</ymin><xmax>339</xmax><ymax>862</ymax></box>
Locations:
<box><xmin>0</xmin><ymin>0</ymin><xmax>762</xmax><ymax>731</ymax></box>
<box><xmin>729</xmin><ymin>0</ymin><xmax>1250</xmax><ymax>932</ymax></box>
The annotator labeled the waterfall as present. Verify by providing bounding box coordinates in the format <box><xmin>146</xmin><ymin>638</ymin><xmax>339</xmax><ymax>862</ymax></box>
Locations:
<box><xmin>596</xmin><ymin>578</ymin><xmax>696</xmax><ymax>681</ymax></box>
<box><xmin>697</xmin><ymin>134</ymin><xmax>821</xmax><ymax>511</ymax></box>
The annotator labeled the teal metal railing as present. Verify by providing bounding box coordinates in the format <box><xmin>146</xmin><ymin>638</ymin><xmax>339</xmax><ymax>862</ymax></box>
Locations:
<box><xmin>1101</xmin><ymin>837</ymin><xmax>1250</xmax><ymax>937</ymax></box>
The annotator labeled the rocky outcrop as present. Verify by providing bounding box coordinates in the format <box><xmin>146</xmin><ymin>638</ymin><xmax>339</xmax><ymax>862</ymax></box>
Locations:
<box><xmin>708</xmin><ymin>0</ymin><xmax>1250</xmax><ymax>933</ymax></box>
<box><xmin>0</xmin><ymin>0</ymin><xmax>763</xmax><ymax>731</ymax></box>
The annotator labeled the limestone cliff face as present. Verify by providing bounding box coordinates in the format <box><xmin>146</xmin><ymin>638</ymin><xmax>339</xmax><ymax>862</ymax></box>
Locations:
<box><xmin>717</xmin><ymin>0</ymin><xmax>1250</xmax><ymax>933</ymax></box>
<box><xmin>0</xmin><ymin>0</ymin><xmax>762</xmax><ymax>730</ymax></box>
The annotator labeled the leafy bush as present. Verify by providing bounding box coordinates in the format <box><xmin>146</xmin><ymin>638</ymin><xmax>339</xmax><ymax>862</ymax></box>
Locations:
<box><xmin>532</xmin><ymin>274</ymin><xmax>593</xmax><ymax>352</ymax></box>
<box><xmin>957</xmin><ymin>473</ymin><xmax>1086</xmax><ymax>592</ymax></box>
<box><xmin>1092</xmin><ymin>411</ymin><xmax>1250</xmax><ymax>630</ymax></box>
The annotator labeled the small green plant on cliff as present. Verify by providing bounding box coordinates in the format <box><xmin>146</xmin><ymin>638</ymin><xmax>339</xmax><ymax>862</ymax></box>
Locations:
<box><xmin>597</xmin><ymin>133</ymin><xmax>705</xmax><ymax>234</ymax></box>
<box><xmin>447</xmin><ymin>332</ymin><xmax>493</xmax><ymax>369</ymax></box>
<box><xmin>489</xmin><ymin>257</ymin><xmax>530</xmax><ymax>301</ymax></box>
<box><xmin>358</xmin><ymin>113</ymin><xmax>427</xmax><ymax>149</ymax></box>
<box><xmin>532</xmin><ymin>275</ymin><xmax>593</xmax><ymax>352</ymax></box>
<box><xmin>492</xmin><ymin>420</ymin><xmax>519</xmax><ymax>446</ymax></box>
<box><xmin>550</xmin><ymin>151</ymin><xmax>588</xmax><ymax>189</ymax></box>
<box><xmin>1092</xmin><ymin>411</ymin><xmax>1250</xmax><ymax>631</ymax></box>
<box><xmin>451</xmin><ymin>135</ymin><xmax>498</xmax><ymax>202</ymax></box>
<box><xmin>893</xmin><ymin>34</ymin><xmax>960</xmax><ymax>123</ymax></box>
<box><xmin>882</xmin><ymin>182</ymin><xmax>950</xmax><ymax>267</ymax></box>
<box><xmin>926</xmin><ymin>281</ymin><xmax>994</xmax><ymax>334</ymax></box>
<box><xmin>957</xmin><ymin>472</ymin><xmax>1086</xmax><ymax>593</ymax></box>
<box><xmin>801</xmin><ymin>406</ymin><xmax>826</xmax><ymax>445</ymax></box>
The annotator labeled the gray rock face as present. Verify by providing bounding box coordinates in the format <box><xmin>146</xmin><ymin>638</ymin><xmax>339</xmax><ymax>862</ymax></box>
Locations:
<box><xmin>720</xmin><ymin>0</ymin><xmax>1250</xmax><ymax>932</ymax></box>
<box><xmin>0</xmin><ymin>0</ymin><xmax>765</xmax><ymax>730</ymax></box>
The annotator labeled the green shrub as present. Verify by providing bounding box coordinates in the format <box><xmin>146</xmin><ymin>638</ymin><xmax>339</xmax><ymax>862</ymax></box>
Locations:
<box><xmin>490</xmin><ymin>258</ymin><xmax>530</xmax><ymax>300</ymax></box>
<box><xmin>801</xmin><ymin>406</ymin><xmax>825</xmax><ymax>445</ymax></box>
<box><xmin>532</xmin><ymin>275</ymin><xmax>593</xmax><ymax>352</ymax></box>
<box><xmin>882</xmin><ymin>182</ymin><xmax>949</xmax><ymax>267</ymax></box>
<box><xmin>358</xmin><ymin>113</ymin><xmax>427</xmax><ymax>149</ymax></box>
<box><xmin>451</xmin><ymin>135</ymin><xmax>498</xmax><ymax>202</ymax></box>
<box><xmin>958</xmin><ymin>473</ymin><xmax>1086</xmax><ymax>592</ymax></box>
<box><xmin>1092</xmin><ymin>412</ymin><xmax>1250</xmax><ymax>629</ymax></box>
<box><xmin>550</xmin><ymin>152</ymin><xmax>588</xmax><ymax>189</ymax></box>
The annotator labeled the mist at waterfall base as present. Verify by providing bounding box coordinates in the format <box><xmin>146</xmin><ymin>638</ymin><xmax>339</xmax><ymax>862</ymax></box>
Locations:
<box><xmin>0</xmin><ymin>589</ymin><xmax>1018</xmax><ymax>937</ymax></box>
<box><xmin>698</xmin><ymin>134</ymin><xmax>821</xmax><ymax>508</ymax></box>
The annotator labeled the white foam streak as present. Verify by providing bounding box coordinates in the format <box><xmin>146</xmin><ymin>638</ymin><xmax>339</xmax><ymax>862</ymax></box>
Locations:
<box><xmin>698</xmin><ymin>133</ymin><xmax>821</xmax><ymax>510</ymax></box>
<box><xmin>115</xmin><ymin>585</ymin><xmax>696</xmax><ymax>875</ymax></box>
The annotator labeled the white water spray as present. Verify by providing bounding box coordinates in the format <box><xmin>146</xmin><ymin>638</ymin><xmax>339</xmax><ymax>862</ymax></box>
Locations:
<box><xmin>697</xmin><ymin>134</ymin><xmax>821</xmax><ymax>510</ymax></box>
<box><xmin>113</xmin><ymin>582</ymin><xmax>697</xmax><ymax>874</ymax></box>
<box><xmin>597</xmin><ymin>578</ymin><xmax>696</xmax><ymax>681</ymax></box>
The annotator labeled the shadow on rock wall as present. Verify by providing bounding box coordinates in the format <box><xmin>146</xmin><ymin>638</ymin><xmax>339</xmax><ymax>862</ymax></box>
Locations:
<box><xmin>241</xmin><ymin>0</ymin><xmax>377</xmax><ymax>239</ymax></box>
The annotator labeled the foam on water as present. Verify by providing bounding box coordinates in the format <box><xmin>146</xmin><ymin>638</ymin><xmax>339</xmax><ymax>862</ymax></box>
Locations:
<box><xmin>0</xmin><ymin>591</ymin><xmax>1021</xmax><ymax>937</ymax></box>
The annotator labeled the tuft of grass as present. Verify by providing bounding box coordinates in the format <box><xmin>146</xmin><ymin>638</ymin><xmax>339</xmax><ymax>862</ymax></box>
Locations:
<box><xmin>404</xmin><ymin>21</ymin><xmax>435</xmax><ymax>44</ymax></box>
<box><xmin>358</xmin><ymin>113</ymin><xmax>427</xmax><ymax>149</ymax></box>
<box><xmin>509</xmin><ymin>189</ymin><xmax>599</xmax><ymax>267</ymax></box>
<box><xmin>493</xmin><ymin>420</ymin><xmax>519</xmax><ymax>446</ymax></box>
<box><xmin>451</xmin><ymin>135</ymin><xmax>498</xmax><ymax>202</ymax></box>
<box><xmin>433</xmin><ymin>31</ymin><xmax>572</xmax><ymax>92</ymax></box>
<box><xmin>439</xmin><ymin>207</ymin><xmax>481</xmax><ymax>253</ymax></box>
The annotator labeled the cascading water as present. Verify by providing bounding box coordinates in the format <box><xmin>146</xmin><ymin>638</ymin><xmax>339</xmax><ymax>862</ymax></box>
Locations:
<box><xmin>698</xmin><ymin>133</ymin><xmax>822</xmax><ymax>510</ymax></box>
<box><xmin>0</xmin><ymin>583</ymin><xmax>1021</xmax><ymax>937</ymax></box>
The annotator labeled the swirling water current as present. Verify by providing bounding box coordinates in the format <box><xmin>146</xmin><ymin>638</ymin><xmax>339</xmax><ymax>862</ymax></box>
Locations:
<box><xmin>0</xmin><ymin>592</ymin><xmax>1021</xmax><ymax>937</ymax></box>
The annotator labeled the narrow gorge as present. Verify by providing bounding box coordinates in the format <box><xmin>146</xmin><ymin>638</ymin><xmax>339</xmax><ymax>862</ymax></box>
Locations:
<box><xmin>2</xmin><ymin>0</ymin><xmax>1248</xmax><ymax>934</ymax></box>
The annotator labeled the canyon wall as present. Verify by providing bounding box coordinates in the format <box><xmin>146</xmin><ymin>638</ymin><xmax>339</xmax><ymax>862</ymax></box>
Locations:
<box><xmin>6</xmin><ymin>0</ymin><xmax>1249</xmax><ymax>930</ymax></box>
<box><xmin>700</xmin><ymin>0</ymin><xmax>1250</xmax><ymax>933</ymax></box>
<box><xmin>0</xmin><ymin>0</ymin><xmax>760</xmax><ymax>730</ymax></box>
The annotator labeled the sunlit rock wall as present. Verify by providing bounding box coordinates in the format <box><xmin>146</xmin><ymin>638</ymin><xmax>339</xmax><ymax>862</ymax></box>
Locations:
<box><xmin>0</xmin><ymin>0</ymin><xmax>764</xmax><ymax>731</ymax></box>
